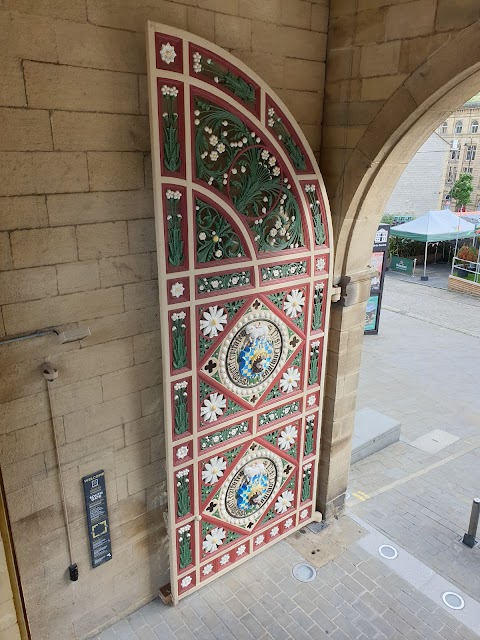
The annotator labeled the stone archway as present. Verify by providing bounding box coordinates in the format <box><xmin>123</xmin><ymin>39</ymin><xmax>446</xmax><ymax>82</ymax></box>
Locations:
<box><xmin>317</xmin><ymin>20</ymin><xmax>480</xmax><ymax>517</ymax></box>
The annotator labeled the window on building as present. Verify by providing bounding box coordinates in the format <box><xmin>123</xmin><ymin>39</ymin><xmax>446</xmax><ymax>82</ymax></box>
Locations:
<box><xmin>462</xmin><ymin>166</ymin><xmax>473</xmax><ymax>174</ymax></box>
<box><xmin>471</xmin><ymin>120</ymin><xmax>479</xmax><ymax>134</ymax></box>
<box><xmin>447</xmin><ymin>166</ymin><xmax>457</xmax><ymax>183</ymax></box>
<box><xmin>455</xmin><ymin>121</ymin><xmax>463</xmax><ymax>134</ymax></box>
<box><xmin>465</xmin><ymin>144</ymin><xmax>476</xmax><ymax>162</ymax></box>
<box><xmin>450</xmin><ymin>149</ymin><xmax>460</xmax><ymax>161</ymax></box>
<box><xmin>440</xmin><ymin>122</ymin><xmax>448</xmax><ymax>134</ymax></box>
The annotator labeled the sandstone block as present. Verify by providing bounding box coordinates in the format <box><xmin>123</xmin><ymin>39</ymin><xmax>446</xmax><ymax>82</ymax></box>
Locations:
<box><xmin>328</xmin><ymin>15</ymin><xmax>354</xmax><ymax>49</ymax></box>
<box><xmin>2</xmin><ymin>287</ymin><xmax>124</xmax><ymax>335</ymax></box>
<box><xmin>56</xmin><ymin>260</ymin><xmax>100</xmax><ymax>294</ymax></box>
<box><xmin>198</xmin><ymin>0</ymin><xmax>238</xmax><ymax>15</ymax></box>
<box><xmin>99</xmin><ymin>254</ymin><xmax>152</xmax><ymax>287</ymax></box>
<box><xmin>398</xmin><ymin>33</ymin><xmax>450</xmax><ymax>74</ymax></box>
<box><xmin>24</xmin><ymin>62</ymin><xmax>139</xmax><ymax>114</ymax></box>
<box><xmin>0</xmin><ymin>597</ymin><xmax>18</xmax><ymax>632</ymax></box>
<box><xmin>5</xmin><ymin>485</ymin><xmax>34</xmax><ymax>522</ymax></box>
<box><xmin>284</xmin><ymin>58</ymin><xmax>325</xmax><ymax>92</ymax></box>
<box><xmin>32</xmin><ymin>151</ymin><xmax>89</xmax><ymax>194</ymax></box>
<box><xmin>0</xmin><ymin>153</ymin><xmax>35</xmax><ymax>197</ymax></box>
<box><xmin>215</xmin><ymin>13</ymin><xmax>251</xmax><ymax>50</ymax></box>
<box><xmin>359</xmin><ymin>41</ymin><xmax>401</xmax><ymax>77</ymax></box>
<box><xmin>87</xmin><ymin>152</ymin><xmax>144</xmax><ymax>191</ymax></box>
<box><xmin>114</xmin><ymin>440</ymin><xmax>151</xmax><ymax>477</ymax></box>
<box><xmin>300</xmin><ymin>124</ymin><xmax>322</xmax><ymax>154</ymax></box>
<box><xmin>0</xmin><ymin>196</ymin><xmax>48</xmax><ymax>231</ymax></box>
<box><xmin>276</xmin><ymin>89</ymin><xmax>324</xmax><ymax>125</ymax></box>
<box><xmin>87</xmin><ymin>0</ymin><xmax>189</xmax><ymax>32</ymax></box>
<box><xmin>140</xmin><ymin>384</ymin><xmax>162</xmax><ymax>417</ymax></box>
<box><xmin>79</xmin><ymin>306</ymin><xmax>159</xmax><ymax>348</ymax></box>
<box><xmin>311</xmin><ymin>3</ymin><xmax>329</xmax><ymax>32</ymax></box>
<box><xmin>150</xmin><ymin>434</ymin><xmax>165</xmax><ymax>463</ymax></box>
<box><xmin>329</xmin><ymin>0</ymin><xmax>356</xmax><ymax>17</ymax></box>
<box><xmin>1</xmin><ymin>420</ymin><xmax>55</xmax><ymax>465</ymax></box>
<box><xmin>116</xmin><ymin>475</ymin><xmax>128</xmax><ymax>501</ymax></box>
<box><xmin>0</xmin><ymin>11</ymin><xmax>57</xmax><ymax>62</ymax></box>
<box><xmin>0</xmin><ymin>266</ymin><xmax>57</xmax><ymax>305</ymax></box>
<box><xmin>47</xmin><ymin>190</ymin><xmax>154</xmax><ymax>225</ymax></box>
<box><xmin>231</xmin><ymin>50</ymin><xmax>284</xmax><ymax>89</ymax></box>
<box><xmin>54</xmin><ymin>339</ymin><xmax>133</xmax><ymax>389</ymax></box>
<box><xmin>124</xmin><ymin>411</ymin><xmax>162</xmax><ymax>446</ymax></box>
<box><xmin>10</xmin><ymin>227</ymin><xmax>77</xmax><ymax>268</ymax></box>
<box><xmin>58</xmin><ymin>425</ymin><xmax>124</xmax><ymax>466</ymax></box>
<box><xmin>281</xmin><ymin>0</ymin><xmax>311</xmax><ymax>29</ymax></box>
<box><xmin>51</xmin><ymin>111</ymin><xmax>150</xmax><ymax>152</ymax></box>
<box><xmin>77</xmin><ymin>221</ymin><xmax>128</xmax><ymax>260</ymax></box>
<box><xmin>138</xmin><ymin>75</ymin><xmax>148</xmax><ymax>116</ymax></box>
<box><xmin>0</xmin><ymin>56</ymin><xmax>26</xmax><ymax>107</ymax></box>
<box><xmin>252</xmin><ymin>22</ymin><xmax>326</xmax><ymax>60</ymax></box>
<box><xmin>101</xmin><ymin>359</ymin><xmax>162</xmax><ymax>401</ymax></box>
<box><xmin>55</xmin><ymin>21</ymin><xmax>145</xmax><ymax>73</ymax></box>
<box><xmin>386</xmin><ymin>0</ymin><xmax>436</xmax><ymax>41</ymax></box>
<box><xmin>185</xmin><ymin>8</ymin><xmax>214</xmax><ymax>41</ymax></box>
<box><xmin>0</xmin><ymin>108</ymin><xmax>52</xmax><ymax>152</ymax></box>
<box><xmin>0</xmin><ymin>233</ymin><xmax>13</xmax><ymax>270</ymax></box>
<box><xmin>239</xmin><ymin>0</ymin><xmax>281</xmax><ymax>22</ymax></box>
<box><xmin>127</xmin><ymin>219</ymin><xmax>156</xmax><ymax>254</ymax></box>
<box><xmin>2</xmin><ymin>453</ymin><xmax>46</xmax><ymax>493</ymax></box>
<box><xmin>361</xmin><ymin>74</ymin><xmax>408</xmax><ymax>101</ymax></box>
<box><xmin>133</xmin><ymin>330</ymin><xmax>161</xmax><ymax>365</ymax></box>
<box><xmin>4</xmin><ymin>0</ymin><xmax>86</xmax><ymax>20</ymax></box>
<box><xmin>50</xmin><ymin>377</ymin><xmax>103</xmax><ymax>417</ymax></box>
<box><xmin>144</xmin><ymin>155</ymin><xmax>152</xmax><ymax>189</ymax></box>
<box><xmin>63</xmin><ymin>393</ymin><xmax>141</xmax><ymax>442</ymax></box>
<box><xmin>123</xmin><ymin>281</ymin><xmax>158</xmax><ymax>310</ymax></box>
<box><xmin>324</xmin><ymin>49</ymin><xmax>353</xmax><ymax>83</ymax></box>
<box><xmin>0</xmin><ymin>392</ymin><xmax>50</xmax><ymax>435</ymax></box>
<box><xmin>354</xmin><ymin>7</ymin><xmax>387</xmax><ymax>44</ymax></box>
<box><xmin>127</xmin><ymin>461</ymin><xmax>162</xmax><ymax>495</ymax></box>
<box><xmin>435</xmin><ymin>0</ymin><xmax>480</xmax><ymax>31</ymax></box>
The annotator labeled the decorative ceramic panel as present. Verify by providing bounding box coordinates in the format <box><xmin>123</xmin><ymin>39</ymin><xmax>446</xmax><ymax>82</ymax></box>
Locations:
<box><xmin>147</xmin><ymin>22</ymin><xmax>333</xmax><ymax>604</ymax></box>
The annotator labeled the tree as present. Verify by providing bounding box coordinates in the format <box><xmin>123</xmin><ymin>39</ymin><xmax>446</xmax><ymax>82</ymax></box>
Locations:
<box><xmin>450</xmin><ymin>173</ymin><xmax>473</xmax><ymax>211</ymax></box>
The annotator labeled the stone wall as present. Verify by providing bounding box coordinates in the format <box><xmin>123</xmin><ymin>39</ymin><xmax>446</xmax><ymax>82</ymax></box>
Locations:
<box><xmin>0</xmin><ymin>527</ymin><xmax>20</xmax><ymax>640</ymax></box>
<box><xmin>0</xmin><ymin>2</ymin><xmax>329</xmax><ymax>638</ymax></box>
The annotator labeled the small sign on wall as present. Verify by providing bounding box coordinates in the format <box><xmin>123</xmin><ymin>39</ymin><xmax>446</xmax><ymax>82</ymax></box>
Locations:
<box><xmin>82</xmin><ymin>470</ymin><xmax>112</xmax><ymax>568</ymax></box>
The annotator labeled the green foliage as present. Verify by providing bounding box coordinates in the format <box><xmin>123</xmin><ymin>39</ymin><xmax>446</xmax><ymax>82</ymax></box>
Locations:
<box><xmin>388</xmin><ymin>236</ymin><xmax>424</xmax><ymax>258</ymax></box>
<box><xmin>450</xmin><ymin>174</ymin><xmax>473</xmax><ymax>210</ymax></box>
<box><xmin>457</xmin><ymin>244</ymin><xmax>478</xmax><ymax>262</ymax></box>
<box><xmin>381</xmin><ymin>213</ymin><xmax>396</xmax><ymax>225</ymax></box>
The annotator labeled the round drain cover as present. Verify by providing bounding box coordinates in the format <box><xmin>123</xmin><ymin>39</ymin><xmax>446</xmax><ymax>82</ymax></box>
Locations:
<box><xmin>378</xmin><ymin>544</ymin><xmax>398</xmax><ymax>560</ymax></box>
<box><xmin>442</xmin><ymin>592</ymin><xmax>465</xmax><ymax>610</ymax></box>
<box><xmin>292</xmin><ymin>563</ymin><xmax>316</xmax><ymax>583</ymax></box>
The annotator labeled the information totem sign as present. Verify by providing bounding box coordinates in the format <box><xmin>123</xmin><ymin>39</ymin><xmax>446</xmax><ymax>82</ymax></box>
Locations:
<box><xmin>82</xmin><ymin>470</ymin><xmax>112</xmax><ymax>568</ymax></box>
<box><xmin>147</xmin><ymin>23</ymin><xmax>333</xmax><ymax>603</ymax></box>
<box><xmin>365</xmin><ymin>224</ymin><xmax>390</xmax><ymax>335</ymax></box>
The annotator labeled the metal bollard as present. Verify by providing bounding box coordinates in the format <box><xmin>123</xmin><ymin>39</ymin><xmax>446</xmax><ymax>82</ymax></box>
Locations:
<box><xmin>462</xmin><ymin>498</ymin><xmax>480</xmax><ymax>548</ymax></box>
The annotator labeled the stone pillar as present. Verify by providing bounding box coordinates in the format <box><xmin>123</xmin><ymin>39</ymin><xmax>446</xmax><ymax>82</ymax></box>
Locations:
<box><xmin>316</xmin><ymin>268</ymin><xmax>374</xmax><ymax>518</ymax></box>
<box><xmin>0</xmin><ymin>526</ymin><xmax>21</xmax><ymax>640</ymax></box>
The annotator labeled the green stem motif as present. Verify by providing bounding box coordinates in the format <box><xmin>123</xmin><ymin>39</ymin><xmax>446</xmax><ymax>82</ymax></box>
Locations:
<box><xmin>267</xmin><ymin>106</ymin><xmax>306</xmax><ymax>170</ymax></box>
<box><xmin>305</xmin><ymin>185</ymin><xmax>325</xmax><ymax>245</ymax></box>
<box><xmin>174</xmin><ymin>381</ymin><xmax>189</xmax><ymax>436</ymax></box>
<box><xmin>259</xmin><ymin>401</ymin><xmax>300</xmax><ymax>427</ymax></box>
<box><xmin>301</xmin><ymin>464</ymin><xmax>312</xmax><ymax>502</ymax></box>
<box><xmin>178</xmin><ymin>524</ymin><xmax>192</xmax><ymax>569</ymax></box>
<box><xmin>312</xmin><ymin>283</ymin><xmax>324</xmax><ymax>331</ymax></box>
<box><xmin>196</xmin><ymin>198</ymin><xmax>245</xmax><ymax>262</ymax></box>
<box><xmin>200</xmin><ymin>421</ymin><xmax>249</xmax><ymax>451</ymax></box>
<box><xmin>261</xmin><ymin>261</ymin><xmax>307</xmax><ymax>281</ymax></box>
<box><xmin>198</xmin><ymin>271</ymin><xmax>250</xmax><ymax>294</ymax></box>
<box><xmin>160</xmin><ymin>84</ymin><xmax>181</xmax><ymax>172</ymax></box>
<box><xmin>304</xmin><ymin>415</ymin><xmax>315</xmax><ymax>456</ymax></box>
<box><xmin>166</xmin><ymin>189</ymin><xmax>184</xmax><ymax>267</ymax></box>
<box><xmin>308</xmin><ymin>341</ymin><xmax>321</xmax><ymax>386</ymax></box>
<box><xmin>176</xmin><ymin>469</ymin><xmax>191</xmax><ymax>518</ymax></box>
<box><xmin>192</xmin><ymin>51</ymin><xmax>255</xmax><ymax>104</ymax></box>
<box><xmin>172</xmin><ymin>312</ymin><xmax>187</xmax><ymax>370</ymax></box>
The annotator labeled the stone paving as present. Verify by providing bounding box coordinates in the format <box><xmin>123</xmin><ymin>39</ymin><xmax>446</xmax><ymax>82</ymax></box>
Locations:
<box><xmin>96</xmin><ymin>277</ymin><xmax>480</xmax><ymax>640</ymax></box>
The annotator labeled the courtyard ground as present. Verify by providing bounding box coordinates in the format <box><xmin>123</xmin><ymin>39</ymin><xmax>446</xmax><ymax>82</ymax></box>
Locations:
<box><xmin>95</xmin><ymin>277</ymin><xmax>480</xmax><ymax>640</ymax></box>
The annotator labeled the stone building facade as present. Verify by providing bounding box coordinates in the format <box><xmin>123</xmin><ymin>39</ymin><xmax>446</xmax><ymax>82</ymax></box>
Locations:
<box><xmin>384</xmin><ymin>132</ymin><xmax>449</xmax><ymax>216</ymax></box>
<box><xmin>438</xmin><ymin>93</ymin><xmax>480</xmax><ymax>210</ymax></box>
<box><xmin>0</xmin><ymin>1</ymin><xmax>480</xmax><ymax>639</ymax></box>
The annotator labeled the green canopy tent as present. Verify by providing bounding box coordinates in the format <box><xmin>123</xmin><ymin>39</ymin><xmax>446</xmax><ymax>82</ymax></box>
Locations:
<box><xmin>389</xmin><ymin>209</ymin><xmax>475</xmax><ymax>280</ymax></box>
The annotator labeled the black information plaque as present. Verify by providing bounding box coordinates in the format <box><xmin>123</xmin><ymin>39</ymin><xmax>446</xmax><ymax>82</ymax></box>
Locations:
<box><xmin>82</xmin><ymin>470</ymin><xmax>112</xmax><ymax>568</ymax></box>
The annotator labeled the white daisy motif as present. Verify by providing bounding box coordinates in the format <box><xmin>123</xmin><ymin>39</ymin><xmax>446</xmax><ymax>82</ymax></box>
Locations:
<box><xmin>300</xmin><ymin>509</ymin><xmax>309</xmax><ymax>520</ymax></box>
<box><xmin>307</xmin><ymin>395</ymin><xmax>316</xmax><ymax>407</ymax></box>
<box><xmin>202</xmin><ymin>456</ymin><xmax>227</xmax><ymax>484</ymax></box>
<box><xmin>316</xmin><ymin>258</ymin><xmax>326</xmax><ymax>272</ymax></box>
<box><xmin>180</xmin><ymin>575</ymin><xmax>192</xmax><ymax>588</ymax></box>
<box><xmin>160</xmin><ymin>42</ymin><xmax>176</xmax><ymax>65</ymax></box>
<box><xmin>278</xmin><ymin>425</ymin><xmax>298</xmax><ymax>451</ymax></box>
<box><xmin>284</xmin><ymin>517</ymin><xmax>294</xmax><ymax>529</ymax></box>
<box><xmin>280</xmin><ymin>367</ymin><xmax>301</xmax><ymax>393</ymax></box>
<box><xmin>176</xmin><ymin>445</ymin><xmax>189</xmax><ymax>460</ymax></box>
<box><xmin>170</xmin><ymin>282</ymin><xmax>185</xmax><ymax>298</ymax></box>
<box><xmin>270</xmin><ymin>526</ymin><xmax>280</xmax><ymax>537</ymax></box>
<box><xmin>275</xmin><ymin>490</ymin><xmax>295</xmax><ymax>514</ymax></box>
<box><xmin>283</xmin><ymin>289</ymin><xmax>305</xmax><ymax>318</ymax></box>
<box><xmin>209</xmin><ymin>135</ymin><xmax>218</xmax><ymax>146</ymax></box>
<box><xmin>200</xmin><ymin>306</ymin><xmax>228</xmax><ymax>338</ymax></box>
<box><xmin>201</xmin><ymin>392</ymin><xmax>226</xmax><ymax>423</ymax></box>
<box><xmin>255</xmin><ymin>534</ymin><xmax>265</xmax><ymax>546</ymax></box>
<box><xmin>236</xmin><ymin>544</ymin><xmax>246</xmax><ymax>556</ymax></box>
<box><xmin>261</xmin><ymin>149</ymin><xmax>269</xmax><ymax>160</ymax></box>
<box><xmin>219</xmin><ymin>554</ymin><xmax>230</xmax><ymax>566</ymax></box>
<box><xmin>202</xmin><ymin>563</ymin><xmax>213</xmax><ymax>576</ymax></box>
<box><xmin>203</xmin><ymin>527</ymin><xmax>226</xmax><ymax>553</ymax></box>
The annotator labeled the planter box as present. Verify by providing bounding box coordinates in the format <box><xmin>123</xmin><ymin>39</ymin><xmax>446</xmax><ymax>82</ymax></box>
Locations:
<box><xmin>448</xmin><ymin>275</ymin><xmax>480</xmax><ymax>297</ymax></box>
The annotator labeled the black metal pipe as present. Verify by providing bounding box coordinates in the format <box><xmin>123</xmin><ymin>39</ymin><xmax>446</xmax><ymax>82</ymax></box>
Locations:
<box><xmin>462</xmin><ymin>498</ymin><xmax>480</xmax><ymax>548</ymax></box>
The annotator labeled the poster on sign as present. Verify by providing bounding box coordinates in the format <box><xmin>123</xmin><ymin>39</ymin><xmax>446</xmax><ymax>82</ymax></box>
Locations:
<box><xmin>365</xmin><ymin>225</ymin><xmax>390</xmax><ymax>335</ymax></box>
